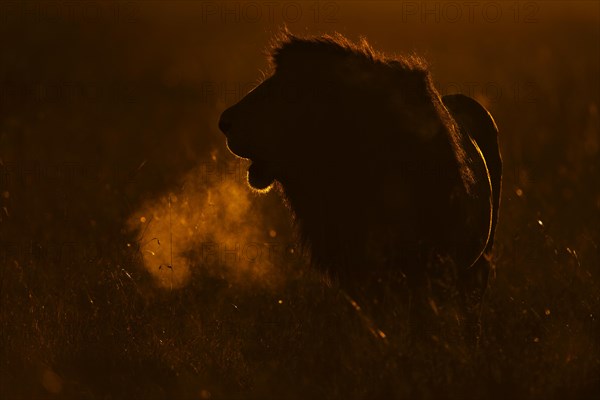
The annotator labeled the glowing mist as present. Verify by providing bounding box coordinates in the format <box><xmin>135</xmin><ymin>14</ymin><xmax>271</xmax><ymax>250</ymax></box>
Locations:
<box><xmin>127</xmin><ymin>151</ymin><xmax>288</xmax><ymax>289</ymax></box>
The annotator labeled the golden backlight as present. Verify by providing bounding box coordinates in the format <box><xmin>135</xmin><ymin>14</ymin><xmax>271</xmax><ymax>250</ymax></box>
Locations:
<box><xmin>127</xmin><ymin>151</ymin><xmax>284</xmax><ymax>289</ymax></box>
<box><xmin>0</xmin><ymin>1</ymin><xmax>598</xmax><ymax>398</ymax></box>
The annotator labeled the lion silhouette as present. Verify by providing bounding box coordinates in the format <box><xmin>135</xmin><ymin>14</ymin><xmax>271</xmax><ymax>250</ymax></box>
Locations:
<box><xmin>219</xmin><ymin>32</ymin><xmax>502</xmax><ymax>342</ymax></box>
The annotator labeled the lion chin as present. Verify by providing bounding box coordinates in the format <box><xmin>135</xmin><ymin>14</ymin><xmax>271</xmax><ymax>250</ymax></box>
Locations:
<box><xmin>247</xmin><ymin>161</ymin><xmax>275</xmax><ymax>191</ymax></box>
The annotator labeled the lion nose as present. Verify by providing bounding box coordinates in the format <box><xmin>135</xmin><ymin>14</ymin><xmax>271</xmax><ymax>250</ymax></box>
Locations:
<box><xmin>218</xmin><ymin>110</ymin><xmax>233</xmax><ymax>133</ymax></box>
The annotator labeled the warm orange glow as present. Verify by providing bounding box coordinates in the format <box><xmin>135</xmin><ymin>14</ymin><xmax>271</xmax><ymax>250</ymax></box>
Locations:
<box><xmin>127</xmin><ymin>151</ymin><xmax>285</xmax><ymax>289</ymax></box>
<box><xmin>1</xmin><ymin>1</ymin><xmax>597</xmax><ymax>398</ymax></box>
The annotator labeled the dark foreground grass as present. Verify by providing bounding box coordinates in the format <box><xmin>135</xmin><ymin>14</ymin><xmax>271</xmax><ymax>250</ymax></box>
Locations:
<box><xmin>0</xmin><ymin>211</ymin><xmax>598</xmax><ymax>399</ymax></box>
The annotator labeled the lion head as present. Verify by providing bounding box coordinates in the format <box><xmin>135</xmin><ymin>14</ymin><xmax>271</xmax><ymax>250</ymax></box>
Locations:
<box><xmin>219</xmin><ymin>32</ymin><xmax>494</xmax><ymax>290</ymax></box>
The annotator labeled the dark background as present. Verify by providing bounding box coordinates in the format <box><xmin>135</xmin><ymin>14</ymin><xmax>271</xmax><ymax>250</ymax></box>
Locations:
<box><xmin>1</xmin><ymin>1</ymin><xmax>599</xmax><ymax>399</ymax></box>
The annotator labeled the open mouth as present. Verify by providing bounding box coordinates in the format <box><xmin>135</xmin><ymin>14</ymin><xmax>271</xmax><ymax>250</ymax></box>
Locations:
<box><xmin>247</xmin><ymin>160</ymin><xmax>275</xmax><ymax>190</ymax></box>
<box><xmin>225</xmin><ymin>139</ymin><xmax>275</xmax><ymax>190</ymax></box>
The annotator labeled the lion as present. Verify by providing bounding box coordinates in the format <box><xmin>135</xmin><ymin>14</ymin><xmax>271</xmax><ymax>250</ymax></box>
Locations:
<box><xmin>218</xmin><ymin>32</ymin><xmax>502</xmax><ymax>343</ymax></box>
